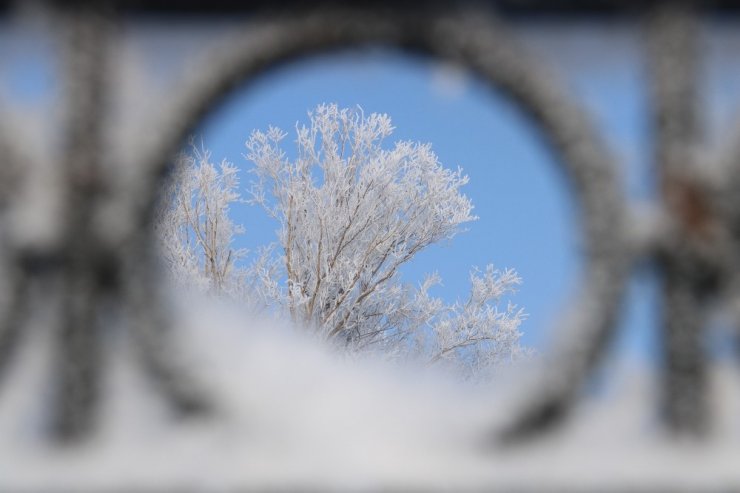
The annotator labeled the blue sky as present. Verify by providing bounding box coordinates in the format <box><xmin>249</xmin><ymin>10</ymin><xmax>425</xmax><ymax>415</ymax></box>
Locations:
<box><xmin>4</xmin><ymin>18</ymin><xmax>740</xmax><ymax>362</ymax></box>
<box><xmin>193</xmin><ymin>27</ymin><xmax>655</xmax><ymax>358</ymax></box>
<box><xmin>195</xmin><ymin>51</ymin><xmax>584</xmax><ymax>352</ymax></box>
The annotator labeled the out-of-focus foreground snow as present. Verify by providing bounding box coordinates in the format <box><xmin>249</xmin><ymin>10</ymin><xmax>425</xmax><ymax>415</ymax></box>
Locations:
<box><xmin>0</xmin><ymin>296</ymin><xmax>739</xmax><ymax>492</ymax></box>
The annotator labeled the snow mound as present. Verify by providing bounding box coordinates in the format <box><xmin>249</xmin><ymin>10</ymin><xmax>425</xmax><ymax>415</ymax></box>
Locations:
<box><xmin>1</xmin><ymin>297</ymin><xmax>739</xmax><ymax>491</ymax></box>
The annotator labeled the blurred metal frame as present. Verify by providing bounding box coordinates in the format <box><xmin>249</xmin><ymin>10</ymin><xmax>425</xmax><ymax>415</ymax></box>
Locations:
<box><xmin>0</xmin><ymin>0</ymin><xmax>739</xmax><ymax>484</ymax></box>
<box><xmin>4</xmin><ymin>0</ymin><xmax>740</xmax><ymax>16</ymax></box>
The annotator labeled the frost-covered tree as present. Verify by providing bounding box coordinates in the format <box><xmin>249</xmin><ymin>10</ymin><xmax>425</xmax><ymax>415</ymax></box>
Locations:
<box><xmin>155</xmin><ymin>144</ymin><xmax>279</xmax><ymax>307</ymax></box>
<box><xmin>155</xmin><ymin>145</ymin><xmax>245</xmax><ymax>295</ymax></box>
<box><xmin>158</xmin><ymin>104</ymin><xmax>528</xmax><ymax>376</ymax></box>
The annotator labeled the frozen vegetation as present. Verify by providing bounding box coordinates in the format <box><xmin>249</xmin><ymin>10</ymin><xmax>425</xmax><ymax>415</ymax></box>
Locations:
<box><xmin>156</xmin><ymin>104</ymin><xmax>529</xmax><ymax>379</ymax></box>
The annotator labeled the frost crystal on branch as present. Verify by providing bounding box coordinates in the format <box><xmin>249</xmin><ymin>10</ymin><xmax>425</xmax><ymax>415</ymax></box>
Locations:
<box><xmin>158</xmin><ymin>104</ymin><xmax>528</xmax><ymax>377</ymax></box>
<box><xmin>155</xmin><ymin>144</ymin><xmax>279</xmax><ymax>307</ymax></box>
<box><xmin>156</xmin><ymin>145</ymin><xmax>246</xmax><ymax>294</ymax></box>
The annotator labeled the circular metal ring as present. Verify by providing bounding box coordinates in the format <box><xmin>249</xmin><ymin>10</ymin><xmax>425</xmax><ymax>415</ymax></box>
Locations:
<box><xmin>137</xmin><ymin>5</ymin><xmax>631</xmax><ymax>442</ymax></box>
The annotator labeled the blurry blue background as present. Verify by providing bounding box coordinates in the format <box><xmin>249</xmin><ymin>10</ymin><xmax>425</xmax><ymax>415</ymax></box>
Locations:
<box><xmin>4</xmin><ymin>18</ymin><xmax>740</xmax><ymax>363</ymax></box>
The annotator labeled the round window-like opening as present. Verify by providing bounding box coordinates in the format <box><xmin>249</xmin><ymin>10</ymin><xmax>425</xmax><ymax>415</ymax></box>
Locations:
<box><xmin>156</xmin><ymin>48</ymin><xmax>581</xmax><ymax>374</ymax></box>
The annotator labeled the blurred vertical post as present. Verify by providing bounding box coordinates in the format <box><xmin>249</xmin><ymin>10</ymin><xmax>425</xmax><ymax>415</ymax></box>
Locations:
<box><xmin>647</xmin><ymin>0</ymin><xmax>709</xmax><ymax>437</ymax></box>
<box><xmin>51</xmin><ymin>1</ymin><xmax>114</xmax><ymax>442</ymax></box>
<box><xmin>0</xmin><ymin>122</ymin><xmax>25</xmax><ymax>391</ymax></box>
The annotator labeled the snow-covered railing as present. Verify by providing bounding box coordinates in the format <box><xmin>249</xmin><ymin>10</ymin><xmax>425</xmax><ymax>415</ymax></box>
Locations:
<box><xmin>0</xmin><ymin>1</ymin><xmax>739</xmax><ymax>491</ymax></box>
